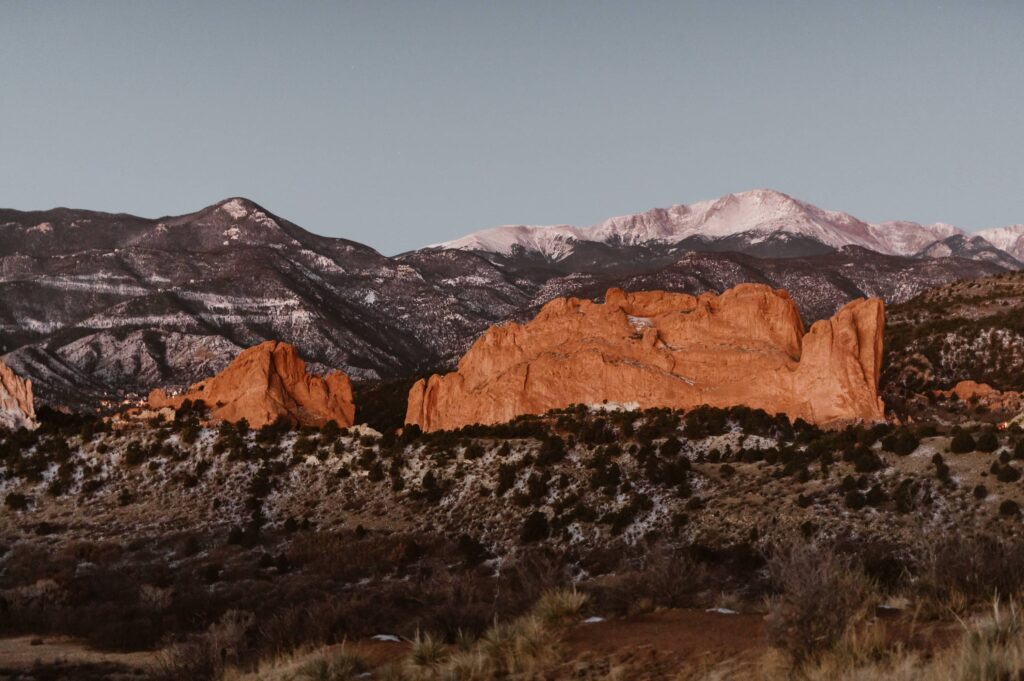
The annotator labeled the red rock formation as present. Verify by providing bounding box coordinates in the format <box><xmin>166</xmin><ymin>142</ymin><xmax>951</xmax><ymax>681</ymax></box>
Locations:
<box><xmin>406</xmin><ymin>285</ymin><xmax>885</xmax><ymax>431</ymax></box>
<box><xmin>149</xmin><ymin>341</ymin><xmax>354</xmax><ymax>428</ymax></box>
<box><xmin>0</xmin><ymin>359</ymin><xmax>36</xmax><ymax>430</ymax></box>
<box><xmin>936</xmin><ymin>381</ymin><xmax>1023</xmax><ymax>413</ymax></box>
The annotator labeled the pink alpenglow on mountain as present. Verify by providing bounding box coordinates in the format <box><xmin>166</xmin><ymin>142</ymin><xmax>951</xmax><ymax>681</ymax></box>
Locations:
<box><xmin>0</xmin><ymin>359</ymin><xmax>37</xmax><ymax>430</ymax></box>
<box><xmin>148</xmin><ymin>341</ymin><xmax>355</xmax><ymax>428</ymax></box>
<box><xmin>406</xmin><ymin>285</ymin><xmax>885</xmax><ymax>431</ymax></box>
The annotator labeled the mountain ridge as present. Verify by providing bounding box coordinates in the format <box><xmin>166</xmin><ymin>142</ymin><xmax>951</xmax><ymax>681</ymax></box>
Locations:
<box><xmin>432</xmin><ymin>188</ymin><xmax>1020</xmax><ymax>264</ymax></box>
<box><xmin>0</xmin><ymin>191</ymin><xmax>1018</xmax><ymax>410</ymax></box>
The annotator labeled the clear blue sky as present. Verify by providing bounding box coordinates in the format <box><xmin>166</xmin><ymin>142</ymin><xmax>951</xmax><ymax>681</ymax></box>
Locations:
<box><xmin>2</xmin><ymin>1</ymin><xmax>1022</xmax><ymax>253</ymax></box>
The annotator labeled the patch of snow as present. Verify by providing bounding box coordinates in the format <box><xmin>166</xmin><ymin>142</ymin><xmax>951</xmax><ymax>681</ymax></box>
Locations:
<box><xmin>220</xmin><ymin>199</ymin><xmax>249</xmax><ymax>220</ymax></box>
<box><xmin>372</xmin><ymin>634</ymin><xmax>402</xmax><ymax>643</ymax></box>
<box><xmin>582</xmin><ymin>616</ymin><xmax>606</xmax><ymax>624</ymax></box>
<box><xmin>706</xmin><ymin>607</ymin><xmax>739</xmax><ymax>615</ymax></box>
<box><xmin>588</xmin><ymin>401</ymin><xmax>640</xmax><ymax>413</ymax></box>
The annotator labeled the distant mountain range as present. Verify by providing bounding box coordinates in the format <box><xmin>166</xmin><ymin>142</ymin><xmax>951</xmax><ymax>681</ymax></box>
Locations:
<box><xmin>434</xmin><ymin>189</ymin><xmax>1024</xmax><ymax>264</ymax></box>
<box><xmin>0</xmin><ymin>190</ymin><xmax>1019</xmax><ymax>410</ymax></box>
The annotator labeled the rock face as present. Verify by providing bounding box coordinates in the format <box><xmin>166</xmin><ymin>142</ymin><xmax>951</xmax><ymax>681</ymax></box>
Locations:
<box><xmin>0</xmin><ymin>359</ymin><xmax>36</xmax><ymax>430</ymax></box>
<box><xmin>148</xmin><ymin>341</ymin><xmax>354</xmax><ymax>428</ymax></box>
<box><xmin>406</xmin><ymin>285</ymin><xmax>885</xmax><ymax>431</ymax></box>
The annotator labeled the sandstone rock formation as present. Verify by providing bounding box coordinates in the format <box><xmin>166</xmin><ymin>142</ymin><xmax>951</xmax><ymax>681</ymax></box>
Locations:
<box><xmin>0</xmin><ymin>359</ymin><xmax>37</xmax><ymax>430</ymax></box>
<box><xmin>406</xmin><ymin>285</ymin><xmax>885</xmax><ymax>431</ymax></box>
<box><xmin>935</xmin><ymin>380</ymin><xmax>1023</xmax><ymax>413</ymax></box>
<box><xmin>148</xmin><ymin>341</ymin><xmax>354</xmax><ymax>428</ymax></box>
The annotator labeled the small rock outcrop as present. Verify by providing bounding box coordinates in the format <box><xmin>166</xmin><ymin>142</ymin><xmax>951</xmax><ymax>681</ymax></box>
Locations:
<box><xmin>149</xmin><ymin>341</ymin><xmax>354</xmax><ymax>428</ymax></box>
<box><xmin>936</xmin><ymin>381</ymin><xmax>1023</xmax><ymax>413</ymax></box>
<box><xmin>406</xmin><ymin>285</ymin><xmax>885</xmax><ymax>431</ymax></box>
<box><xmin>0</xmin><ymin>359</ymin><xmax>37</xmax><ymax>430</ymax></box>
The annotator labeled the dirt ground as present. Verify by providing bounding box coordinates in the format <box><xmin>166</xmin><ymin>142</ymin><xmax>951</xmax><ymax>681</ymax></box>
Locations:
<box><xmin>0</xmin><ymin>607</ymin><xmax>968</xmax><ymax>680</ymax></box>
<box><xmin>0</xmin><ymin>636</ymin><xmax>158</xmax><ymax>680</ymax></box>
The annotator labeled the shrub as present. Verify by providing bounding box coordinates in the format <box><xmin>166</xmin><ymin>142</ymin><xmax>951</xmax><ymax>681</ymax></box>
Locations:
<box><xmin>1000</xmin><ymin>500</ymin><xmax>1020</xmax><ymax>518</ymax></box>
<box><xmin>495</xmin><ymin>463</ymin><xmax>516</xmax><ymax>496</ymax></box>
<box><xmin>996</xmin><ymin>465</ymin><xmax>1022</xmax><ymax>483</ymax></box>
<box><xmin>520</xmin><ymin>512</ymin><xmax>550</xmax><ymax>543</ymax></box>
<box><xmin>660</xmin><ymin>437</ymin><xmax>683</xmax><ymax>457</ymax></box>
<box><xmin>536</xmin><ymin>436</ymin><xmax>566</xmax><ymax>465</ymax></box>
<box><xmin>844</xmin><ymin>490</ymin><xmax>867</xmax><ymax>510</ymax></box>
<box><xmin>914</xmin><ymin>536</ymin><xmax>1024</xmax><ymax>608</ymax></box>
<box><xmin>4</xmin><ymin>492</ymin><xmax>29</xmax><ymax>510</ymax></box>
<box><xmin>766</xmin><ymin>544</ymin><xmax>873</xmax><ymax>664</ymax></box>
<box><xmin>882</xmin><ymin>429</ymin><xmax>920</xmax><ymax>456</ymax></box>
<box><xmin>951</xmin><ymin>431</ymin><xmax>976</xmax><ymax>454</ymax></box>
<box><xmin>976</xmin><ymin>430</ymin><xmax>1000</xmax><ymax>453</ymax></box>
<box><xmin>853</xmin><ymin>449</ymin><xmax>883</xmax><ymax>473</ymax></box>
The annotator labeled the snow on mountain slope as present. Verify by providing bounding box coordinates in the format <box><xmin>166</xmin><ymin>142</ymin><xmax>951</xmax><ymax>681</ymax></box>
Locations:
<box><xmin>433</xmin><ymin>189</ymin><xmax>986</xmax><ymax>259</ymax></box>
<box><xmin>866</xmin><ymin>221</ymin><xmax>963</xmax><ymax>256</ymax></box>
<box><xmin>978</xmin><ymin>225</ymin><xmax>1024</xmax><ymax>261</ymax></box>
<box><xmin>915</xmin><ymin>234</ymin><xmax>1022</xmax><ymax>270</ymax></box>
<box><xmin>438</xmin><ymin>224</ymin><xmax>588</xmax><ymax>260</ymax></box>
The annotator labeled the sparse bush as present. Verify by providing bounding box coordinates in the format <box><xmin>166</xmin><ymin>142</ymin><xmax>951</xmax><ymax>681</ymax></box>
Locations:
<box><xmin>4</xmin><ymin>492</ymin><xmax>29</xmax><ymax>510</ymax></box>
<box><xmin>520</xmin><ymin>512</ymin><xmax>549</xmax><ymax>543</ymax></box>
<box><xmin>999</xmin><ymin>499</ymin><xmax>1020</xmax><ymax>518</ymax></box>
<box><xmin>996</xmin><ymin>464</ymin><xmax>1021</xmax><ymax>483</ymax></box>
<box><xmin>976</xmin><ymin>430</ymin><xmax>1000</xmax><ymax>453</ymax></box>
<box><xmin>844</xmin><ymin>490</ymin><xmax>867</xmax><ymax>510</ymax></box>
<box><xmin>951</xmin><ymin>431</ymin><xmax>977</xmax><ymax>454</ymax></box>
<box><xmin>766</xmin><ymin>544</ymin><xmax>873</xmax><ymax>664</ymax></box>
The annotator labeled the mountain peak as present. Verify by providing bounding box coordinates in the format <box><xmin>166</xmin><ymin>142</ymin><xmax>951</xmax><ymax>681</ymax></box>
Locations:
<box><xmin>206</xmin><ymin>197</ymin><xmax>269</xmax><ymax>221</ymax></box>
<box><xmin>435</xmin><ymin>190</ymin><xmax>1023</xmax><ymax>264</ymax></box>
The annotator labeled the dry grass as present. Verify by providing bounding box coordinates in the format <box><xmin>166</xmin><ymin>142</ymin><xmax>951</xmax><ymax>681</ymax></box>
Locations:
<box><xmin>221</xmin><ymin>646</ymin><xmax>366</xmax><ymax>681</ymax></box>
<box><xmin>225</xmin><ymin>589</ymin><xmax>584</xmax><ymax>681</ymax></box>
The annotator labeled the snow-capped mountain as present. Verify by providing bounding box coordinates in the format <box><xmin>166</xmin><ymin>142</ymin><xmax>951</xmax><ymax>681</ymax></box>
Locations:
<box><xmin>0</xmin><ymin>194</ymin><xmax>1017</xmax><ymax>409</ymax></box>
<box><xmin>434</xmin><ymin>189</ymin><xmax>1016</xmax><ymax>263</ymax></box>
<box><xmin>977</xmin><ymin>225</ymin><xmax>1024</xmax><ymax>261</ymax></box>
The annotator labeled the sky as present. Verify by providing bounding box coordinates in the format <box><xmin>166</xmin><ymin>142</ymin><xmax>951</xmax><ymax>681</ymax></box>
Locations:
<box><xmin>1</xmin><ymin>1</ymin><xmax>1022</xmax><ymax>254</ymax></box>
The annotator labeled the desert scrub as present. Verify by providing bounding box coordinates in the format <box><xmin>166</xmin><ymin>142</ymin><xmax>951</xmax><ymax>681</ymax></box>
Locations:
<box><xmin>406</xmin><ymin>630</ymin><xmax>447</xmax><ymax>675</ymax></box>
<box><xmin>952</xmin><ymin>600</ymin><xmax>1024</xmax><ymax>681</ymax></box>
<box><xmin>766</xmin><ymin>544</ymin><xmax>874</xmax><ymax>665</ymax></box>
<box><xmin>531</xmin><ymin>588</ymin><xmax>588</xmax><ymax>627</ymax></box>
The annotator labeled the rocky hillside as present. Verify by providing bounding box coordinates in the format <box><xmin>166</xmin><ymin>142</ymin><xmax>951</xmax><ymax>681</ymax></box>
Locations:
<box><xmin>0</xmin><ymin>199</ymin><xmax>532</xmax><ymax>408</ymax></box>
<box><xmin>882</xmin><ymin>271</ymin><xmax>1024</xmax><ymax>400</ymax></box>
<box><xmin>0</xmin><ymin>195</ymin><xmax>1014</xmax><ymax>410</ymax></box>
